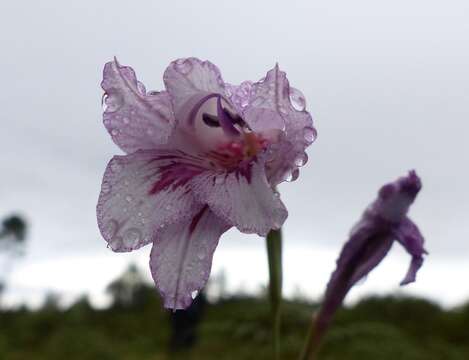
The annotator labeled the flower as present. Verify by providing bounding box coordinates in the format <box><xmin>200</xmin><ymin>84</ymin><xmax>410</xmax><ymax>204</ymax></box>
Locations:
<box><xmin>97</xmin><ymin>58</ymin><xmax>316</xmax><ymax>309</ymax></box>
<box><xmin>311</xmin><ymin>171</ymin><xmax>427</xmax><ymax>349</ymax></box>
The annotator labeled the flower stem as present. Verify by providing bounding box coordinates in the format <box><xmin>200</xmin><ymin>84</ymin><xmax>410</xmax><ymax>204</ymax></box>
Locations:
<box><xmin>298</xmin><ymin>316</ymin><xmax>321</xmax><ymax>360</ymax></box>
<box><xmin>266</xmin><ymin>228</ymin><xmax>282</xmax><ymax>360</ymax></box>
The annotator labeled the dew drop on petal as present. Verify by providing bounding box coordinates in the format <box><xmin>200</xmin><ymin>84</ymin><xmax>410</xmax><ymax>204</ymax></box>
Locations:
<box><xmin>289</xmin><ymin>88</ymin><xmax>306</xmax><ymax>111</ymax></box>
<box><xmin>110</xmin><ymin>161</ymin><xmax>122</xmax><ymax>173</ymax></box>
<box><xmin>191</xmin><ymin>290</ymin><xmax>199</xmax><ymax>299</ymax></box>
<box><xmin>122</xmin><ymin>117</ymin><xmax>130</xmax><ymax>124</ymax></box>
<box><xmin>111</xmin><ymin>129</ymin><xmax>119</xmax><ymax>136</ymax></box>
<box><xmin>294</xmin><ymin>152</ymin><xmax>309</xmax><ymax>167</ymax></box>
<box><xmin>303</xmin><ymin>127</ymin><xmax>317</xmax><ymax>144</ymax></box>
<box><xmin>197</xmin><ymin>250</ymin><xmax>206</xmax><ymax>260</ymax></box>
<box><xmin>284</xmin><ymin>168</ymin><xmax>300</xmax><ymax>182</ymax></box>
<box><xmin>111</xmin><ymin>235</ymin><xmax>123</xmax><ymax>249</ymax></box>
<box><xmin>137</xmin><ymin>81</ymin><xmax>146</xmax><ymax>95</ymax></box>
<box><xmin>174</xmin><ymin>58</ymin><xmax>193</xmax><ymax>74</ymax></box>
<box><xmin>123</xmin><ymin>228</ymin><xmax>141</xmax><ymax>246</ymax></box>
<box><xmin>101</xmin><ymin>182</ymin><xmax>111</xmax><ymax>194</ymax></box>
<box><xmin>103</xmin><ymin>93</ymin><xmax>123</xmax><ymax>112</ymax></box>
<box><xmin>165</xmin><ymin>204</ymin><xmax>172</xmax><ymax>211</ymax></box>
<box><xmin>125</xmin><ymin>195</ymin><xmax>133</xmax><ymax>202</ymax></box>
<box><xmin>106</xmin><ymin>219</ymin><xmax>119</xmax><ymax>238</ymax></box>
<box><xmin>215</xmin><ymin>176</ymin><xmax>224</xmax><ymax>185</ymax></box>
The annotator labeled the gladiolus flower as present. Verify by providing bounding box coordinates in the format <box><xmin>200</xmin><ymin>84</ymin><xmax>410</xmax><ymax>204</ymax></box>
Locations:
<box><xmin>310</xmin><ymin>171</ymin><xmax>427</xmax><ymax>352</ymax></box>
<box><xmin>97</xmin><ymin>58</ymin><xmax>316</xmax><ymax>309</ymax></box>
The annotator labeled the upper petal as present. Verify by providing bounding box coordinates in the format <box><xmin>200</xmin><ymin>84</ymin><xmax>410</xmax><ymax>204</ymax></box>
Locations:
<box><xmin>392</xmin><ymin>216</ymin><xmax>427</xmax><ymax>285</ymax></box>
<box><xmin>150</xmin><ymin>207</ymin><xmax>230</xmax><ymax>309</ymax></box>
<box><xmin>97</xmin><ymin>150</ymin><xmax>205</xmax><ymax>252</ymax></box>
<box><xmin>189</xmin><ymin>156</ymin><xmax>288</xmax><ymax>236</ymax></box>
<box><xmin>102</xmin><ymin>59</ymin><xmax>175</xmax><ymax>153</ymax></box>
<box><xmin>163</xmin><ymin>58</ymin><xmax>226</xmax><ymax>121</ymax></box>
<box><xmin>243</xmin><ymin>65</ymin><xmax>316</xmax><ymax>185</ymax></box>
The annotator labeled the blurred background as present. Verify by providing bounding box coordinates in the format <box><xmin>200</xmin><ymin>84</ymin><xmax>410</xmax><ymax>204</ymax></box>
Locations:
<box><xmin>1</xmin><ymin>0</ymin><xmax>468</xmax><ymax>358</ymax></box>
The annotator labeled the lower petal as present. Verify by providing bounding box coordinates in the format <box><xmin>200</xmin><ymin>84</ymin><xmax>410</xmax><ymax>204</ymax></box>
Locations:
<box><xmin>392</xmin><ymin>216</ymin><xmax>427</xmax><ymax>285</ymax></box>
<box><xmin>149</xmin><ymin>207</ymin><xmax>230</xmax><ymax>310</ymax></box>
<box><xmin>189</xmin><ymin>157</ymin><xmax>288</xmax><ymax>236</ymax></box>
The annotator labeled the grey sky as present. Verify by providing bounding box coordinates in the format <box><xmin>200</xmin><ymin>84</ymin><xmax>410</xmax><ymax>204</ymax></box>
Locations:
<box><xmin>1</xmin><ymin>0</ymin><xmax>468</xmax><ymax>307</ymax></box>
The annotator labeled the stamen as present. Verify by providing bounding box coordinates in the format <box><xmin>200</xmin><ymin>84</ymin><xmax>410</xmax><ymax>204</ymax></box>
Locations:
<box><xmin>216</xmin><ymin>96</ymin><xmax>241</xmax><ymax>138</ymax></box>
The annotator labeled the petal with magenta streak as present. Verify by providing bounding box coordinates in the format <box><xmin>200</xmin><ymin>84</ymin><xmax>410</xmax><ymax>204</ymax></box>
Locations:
<box><xmin>97</xmin><ymin>150</ymin><xmax>205</xmax><ymax>252</ymax></box>
<box><xmin>150</xmin><ymin>207</ymin><xmax>230</xmax><ymax>310</ymax></box>
<box><xmin>189</xmin><ymin>157</ymin><xmax>288</xmax><ymax>236</ymax></box>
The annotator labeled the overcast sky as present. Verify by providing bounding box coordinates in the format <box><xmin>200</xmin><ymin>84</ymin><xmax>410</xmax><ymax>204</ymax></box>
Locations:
<box><xmin>1</xmin><ymin>0</ymin><xmax>468</xmax><ymax>308</ymax></box>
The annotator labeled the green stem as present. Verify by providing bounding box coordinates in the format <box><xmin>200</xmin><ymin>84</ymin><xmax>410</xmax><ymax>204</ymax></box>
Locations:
<box><xmin>298</xmin><ymin>316</ymin><xmax>320</xmax><ymax>360</ymax></box>
<box><xmin>266</xmin><ymin>228</ymin><xmax>283</xmax><ymax>360</ymax></box>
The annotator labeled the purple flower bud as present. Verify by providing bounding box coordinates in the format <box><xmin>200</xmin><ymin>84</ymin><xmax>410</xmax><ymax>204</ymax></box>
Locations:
<box><xmin>311</xmin><ymin>171</ymin><xmax>427</xmax><ymax>349</ymax></box>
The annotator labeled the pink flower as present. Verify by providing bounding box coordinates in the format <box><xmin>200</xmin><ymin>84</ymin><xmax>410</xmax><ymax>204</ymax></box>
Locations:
<box><xmin>97</xmin><ymin>58</ymin><xmax>316</xmax><ymax>309</ymax></box>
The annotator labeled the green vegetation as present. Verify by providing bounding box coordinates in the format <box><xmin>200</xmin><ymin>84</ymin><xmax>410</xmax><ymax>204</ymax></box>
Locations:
<box><xmin>1</xmin><ymin>292</ymin><xmax>468</xmax><ymax>360</ymax></box>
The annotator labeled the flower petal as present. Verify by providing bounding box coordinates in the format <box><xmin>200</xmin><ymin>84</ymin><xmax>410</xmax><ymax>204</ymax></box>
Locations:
<box><xmin>244</xmin><ymin>65</ymin><xmax>316</xmax><ymax>185</ymax></box>
<box><xmin>97</xmin><ymin>150</ymin><xmax>205</xmax><ymax>252</ymax></box>
<box><xmin>189</xmin><ymin>156</ymin><xmax>287</xmax><ymax>236</ymax></box>
<box><xmin>392</xmin><ymin>216</ymin><xmax>427</xmax><ymax>285</ymax></box>
<box><xmin>163</xmin><ymin>58</ymin><xmax>226</xmax><ymax>121</ymax></box>
<box><xmin>102</xmin><ymin>59</ymin><xmax>175</xmax><ymax>153</ymax></box>
<box><xmin>312</xmin><ymin>220</ymin><xmax>394</xmax><ymax>347</ymax></box>
<box><xmin>150</xmin><ymin>207</ymin><xmax>230</xmax><ymax>309</ymax></box>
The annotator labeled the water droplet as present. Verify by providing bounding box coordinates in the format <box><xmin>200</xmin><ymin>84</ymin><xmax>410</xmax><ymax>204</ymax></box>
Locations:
<box><xmin>289</xmin><ymin>87</ymin><xmax>306</xmax><ymax>111</ymax></box>
<box><xmin>215</xmin><ymin>176</ymin><xmax>224</xmax><ymax>185</ymax></box>
<box><xmin>197</xmin><ymin>250</ymin><xmax>206</xmax><ymax>260</ymax></box>
<box><xmin>110</xmin><ymin>161</ymin><xmax>122</xmax><ymax>173</ymax></box>
<box><xmin>122</xmin><ymin>117</ymin><xmax>130</xmax><ymax>124</ymax></box>
<box><xmin>191</xmin><ymin>290</ymin><xmax>199</xmax><ymax>299</ymax></box>
<box><xmin>125</xmin><ymin>195</ymin><xmax>133</xmax><ymax>202</ymax></box>
<box><xmin>165</xmin><ymin>204</ymin><xmax>172</xmax><ymax>211</ymax></box>
<box><xmin>137</xmin><ymin>212</ymin><xmax>143</xmax><ymax>217</ymax></box>
<box><xmin>290</xmin><ymin>168</ymin><xmax>300</xmax><ymax>182</ymax></box>
<box><xmin>123</xmin><ymin>228</ymin><xmax>141</xmax><ymax>246</ymax></box>
<box><xmin>174</xmin><ymin>58</ymin><xmax>193</xmax><ymax>74</ymax></box>
<box><xmin>159</xmin><ymin>224</ymin><xmax>165</xmax><ymax>229</ymax></box>
<box><xmin>146</xmin><ymin>128</ymin><xmax>154</xmax><ymax>136</ymax></box>
<box><xmin>278</xmin><ymin>105</ymin><xmax>288</xmax><ymax>115</ymax></box>
<box><xmin>284</xmin><ymin>168</ymin><xmax>300</xmax><ymax>182</ymax></box>
<box><xmin>251</xmin><ymin>97</ymin><xmax>264</xmax><ymax>107</ymax></box>
<box><xmin>273</xmin><ymin>191</ymin><xmax>280</xmax><ymax>198</ymax></box>
<box><xmin>110</xmin><ymin>235</ymin><xmax>123</xmax><ymax>249</ymax></box>
<box><xmin>137</xmin><ymin>81</ymin><xmax>146</xmax><ymax>95</ymax></box>
<box><xmin>106</xmin><ymin>219</ymin><xmax>118</xmax><ymax>238</ymax></box>
<box><xmin>101</xmin><ymin>182</ymin><xmax>111</xmax><ymax>194</ymax></box>
<box><xmin>303</xmin><ymin>127</ymin><xmax>317</xmax><ymax>144</ymax></box>
<box><xmin>103</xmin><ymin>93</ymin><xmax>123</xmax><ymax>112</ymax></box>
<box><xmin>294</xmin><ymin>152</ymin><xmax>308</xmax><ymax>167</ymax></box>
<box><xmin>111</xmin><ymin>129</ymin><xmax>119</xmax><ymax>136</ymax></box>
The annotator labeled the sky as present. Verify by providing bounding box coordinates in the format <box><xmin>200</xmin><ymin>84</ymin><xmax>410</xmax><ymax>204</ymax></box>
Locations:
<box><xmin>1</xmin><ymin>0</ymin><xmax>468</xmax><ymax>308</ymax></box>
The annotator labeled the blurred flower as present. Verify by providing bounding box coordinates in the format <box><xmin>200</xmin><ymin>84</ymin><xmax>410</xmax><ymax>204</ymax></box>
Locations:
<box><xmin>310</xmin><ymin>171</ymin><xmax>427</xmax><ymax>351</ymax></box>
<box><xmin>97</xmin><ymin>58</ymin><xmax>316</xmax><ymax>309</ymax></box>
